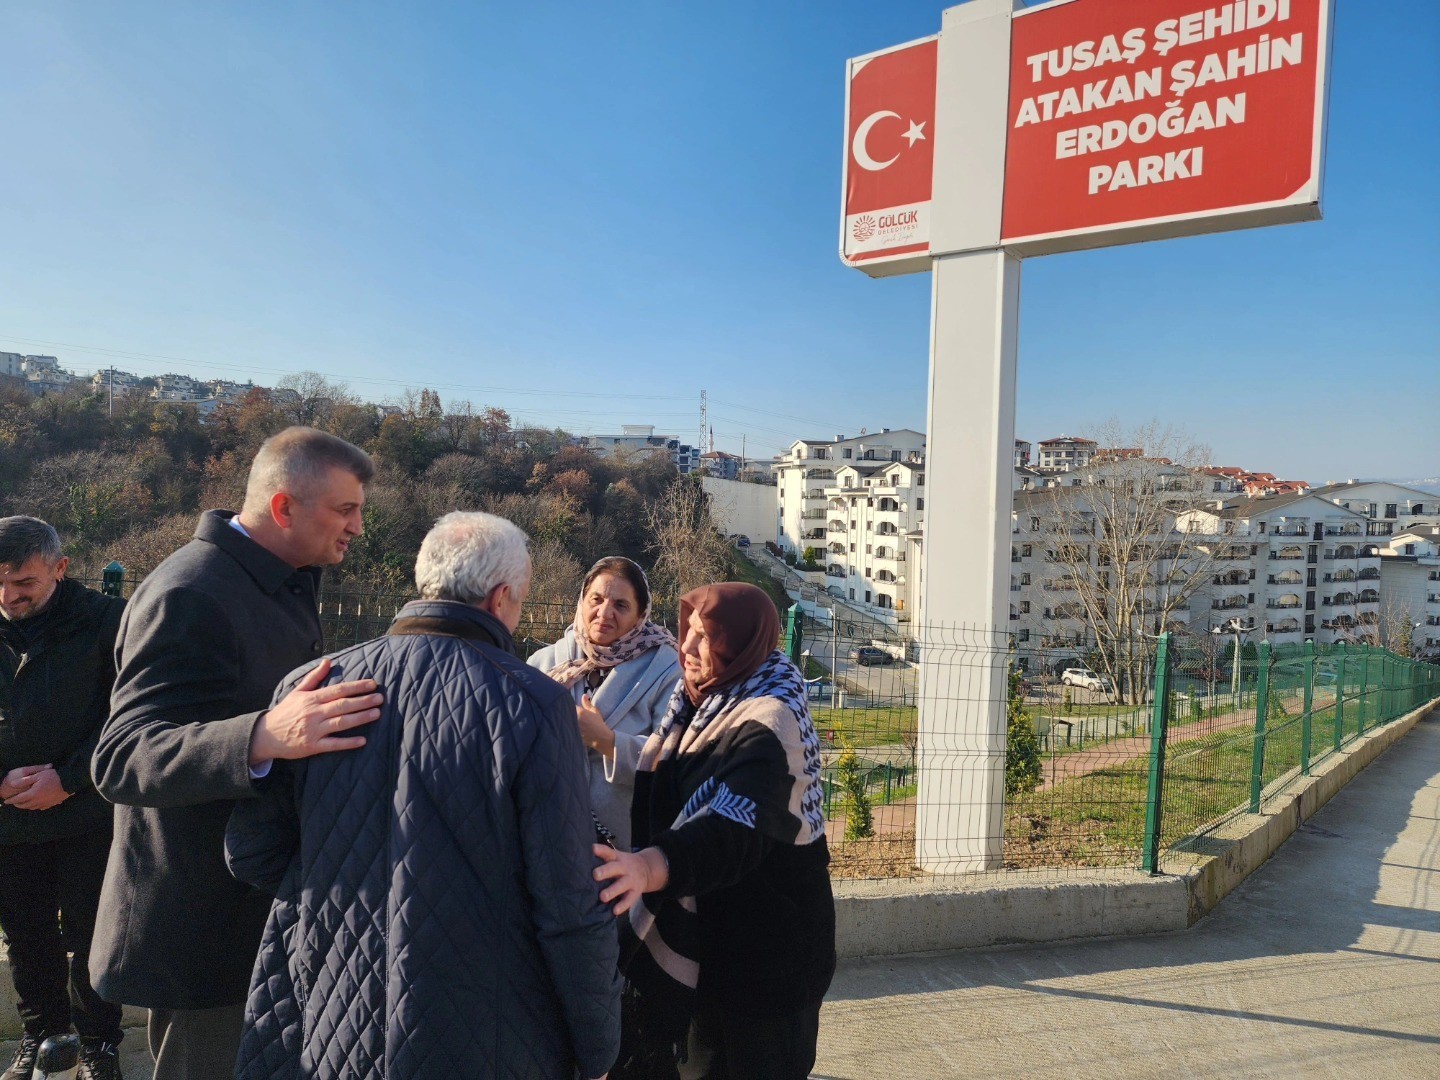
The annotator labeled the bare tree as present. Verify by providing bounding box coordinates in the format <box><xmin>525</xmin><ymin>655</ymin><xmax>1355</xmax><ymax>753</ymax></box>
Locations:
<box><xmin>1037</xmin><ymin>420</ymin><xmax>1226</xmax><ymax>704</ymax></box>
<box><xmin>645</xmin><ymin>476</ymin><xmax>731</xmax><ymax>603</ymax></box>
<box><xmin>1377</xmin><ymin>596</ymin><xmax>1417</xmax><ymax>658</ymax></box>
<box><xmin>273</xmin><ymin>371</ymin><xmax>359</xmax><ymax>428</ymax></box>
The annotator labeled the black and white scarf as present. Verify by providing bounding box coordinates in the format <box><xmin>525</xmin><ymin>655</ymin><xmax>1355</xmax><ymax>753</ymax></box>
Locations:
<box><xmin>616</xmin><ymin>651</ymin><xmax>825</xmax><ymax>1068</ymax></box>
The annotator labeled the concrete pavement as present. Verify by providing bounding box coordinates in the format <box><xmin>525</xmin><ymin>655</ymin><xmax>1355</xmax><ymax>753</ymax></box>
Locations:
<box><xmin>815</xmin><ymin>711</ymin><xmax>1440</xmax><ymax>1078</ymax></box>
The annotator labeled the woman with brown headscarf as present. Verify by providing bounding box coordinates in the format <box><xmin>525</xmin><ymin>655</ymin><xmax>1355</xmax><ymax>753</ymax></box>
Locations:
<box><xmin>593</xmin><ymin>583</ymin><xmax>834</xmax><ymax>1080</ymax></box>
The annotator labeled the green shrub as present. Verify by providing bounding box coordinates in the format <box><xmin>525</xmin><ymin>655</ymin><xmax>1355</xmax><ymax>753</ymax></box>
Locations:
<box><xmin>836</xmin><ymin>743</ymin><xmax>874</xmax><ymax>840</ymax></box>
<box><xmin>1005</xmin><ymin>670</ymin><xmax>1043</xmax><ymax>797</ymax></box>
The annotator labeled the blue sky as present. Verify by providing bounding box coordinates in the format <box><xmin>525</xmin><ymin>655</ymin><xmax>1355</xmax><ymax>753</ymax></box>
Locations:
<box><xmin>1</xmin><ymin>1</ymin><xmax>1435</xmax><ymax>482</ymax></box>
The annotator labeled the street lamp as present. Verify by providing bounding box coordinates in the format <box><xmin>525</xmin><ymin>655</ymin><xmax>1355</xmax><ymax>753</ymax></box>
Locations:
<box><xmin>1209</xmin><ymin>617</ymin><xmax>1256</xmax><ymax>700</ymax></box>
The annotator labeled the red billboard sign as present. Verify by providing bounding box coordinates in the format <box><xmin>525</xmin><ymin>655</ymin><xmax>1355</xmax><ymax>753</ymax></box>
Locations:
<box><xmin>1001</xmin><ymin>0</ymin><xmax>1330</xmax><ymax>252</ymax></box>
<box><xmin>840</xmin><ymin>37</ymin><xmax>938</xmax><ymax>276</ymax></box>
<box><xmin>841</xmin><ymin>0</ymin><xmax>1331</xmax><ymax>269</ymax></box>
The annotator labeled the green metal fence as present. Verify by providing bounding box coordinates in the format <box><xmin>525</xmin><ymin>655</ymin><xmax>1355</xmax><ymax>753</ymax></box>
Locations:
<box><xmin>85</xmin><ymin>566</ymin><xmax>584</xmax><ymax>660</ymax></box>
<box><xmin>1139</xmin><ymin>636</ymin><xmax>1440</xmax><ymax>872</ymax></box>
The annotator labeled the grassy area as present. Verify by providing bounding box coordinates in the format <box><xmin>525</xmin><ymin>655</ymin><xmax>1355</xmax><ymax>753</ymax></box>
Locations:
<box><xmin>725</xmin><ymin>550</ymin><xmax>793</xmax><ymax>619</ymax></box>
<box><xmin>1004</xmin><ymin>693</ymin><xmax>1355</xmax><ymax>867</ymax></box>
<box><xmin>1028</xmin><ymin>701</ymin><xmax>1147</xmax><ymax>720</ymax></box>
<box><xmin>810</xmin><ymin>704</ymin><xmax>916</xmax><ymax>747</ymax></box>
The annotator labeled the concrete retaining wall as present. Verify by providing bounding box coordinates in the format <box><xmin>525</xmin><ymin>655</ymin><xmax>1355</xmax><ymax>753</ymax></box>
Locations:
<box><xmin>833</xmin><ymin>701</ymin><xmax>1437</xmax><ymax>958</ymax></box>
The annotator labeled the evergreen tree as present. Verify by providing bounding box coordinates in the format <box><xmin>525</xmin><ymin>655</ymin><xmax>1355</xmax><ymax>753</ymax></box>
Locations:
<box><xmin>1005</xmin><ymin>669</ymin><xmax>1042</xmax><ymax>797</ymax></box>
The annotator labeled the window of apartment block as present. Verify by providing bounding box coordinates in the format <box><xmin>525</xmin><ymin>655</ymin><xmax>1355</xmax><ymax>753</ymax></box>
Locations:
<box><xmin>917</xmin><ymin>498</ymin><xmax>924</xmax><ymax>511</ymax></box>
<box><xmin>849</xmin><ymin>588</ymin><xmax>855</xmax><ymax>600</ymax></box>
<box><xmin>1020</xmin><ymin>601</ymin><xmax>1030</xmax><ymax>613</ymax></box>
<box><xmin>867</xmin><ymin>498</ymin><xmax>874</xmax><ymax>507</ymax></box>
<box><xmin>849</xmin><ymin>520</ymin><xmax>857</xmax><ymax>530</ymax></box>
<box><xmin>843</xmin><ymin>448</ymin><xmax>852</xmax><ymax>459</ymax></box>
<box><xmin>1022</xmin><ymin>544</ymin><xmax>1032</xmax><ymax>557</ymax></box>
<box><xmin>865</xmin><ymin>591</ymin><xmax>872</xmax><ymax>603</ymax></box>
<box><xmin>1386</xmin><ymin>503</ymin><xmax>1397</xmax><ymax>517</ymax></box>
<box><xmin>917</xmin><ymin>474</ymin><xmax>925</xmax><ymax>486</ymax></box>
<box><xmin>849</xmin><ymin>543</ymin><xmax>855</xmax><ymax>553</ymax></box>
<box><xmin>865</xmin><ymin>544</ymin><xmax>872</xmax><ymax>554</ymax></box>
<box><xmin>891</xmin><ymin>450</ymin><xmax>901</xmax><ymax>461</ymax></box>
<box><xmin>1030</xmin><ymin>517</ymin><xmax>1040</xmax><ymax>530</ymax></box>
<box><xmin>1021</xmin><ymin>573</ymin><xmax>1030</xmax><ymax>585</ymax></box>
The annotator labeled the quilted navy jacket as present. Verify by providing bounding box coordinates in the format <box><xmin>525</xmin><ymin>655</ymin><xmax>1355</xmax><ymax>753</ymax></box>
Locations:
<box><xmin>225</xmin><ymin>600</ymin><xmax>621</xmax><ymax>1080</ymax></box>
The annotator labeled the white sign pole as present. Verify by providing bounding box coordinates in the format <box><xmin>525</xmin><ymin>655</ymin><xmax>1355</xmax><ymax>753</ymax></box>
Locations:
<box><xmin>915</xmin><ymin>0</ymin><xmax>1021</xmax><ymax>873</ymax></box>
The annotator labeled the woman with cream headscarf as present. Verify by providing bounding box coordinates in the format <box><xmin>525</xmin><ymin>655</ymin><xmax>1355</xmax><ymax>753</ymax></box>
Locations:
<box><xmin>529</xmin><ymin>556</ymin><xmax>680</xmax><ymax>850</ymax></box>
<box><xmin>594</xmin><ymin>582</ymin><xmax>834</xmax><ymax>1080</ymax></box>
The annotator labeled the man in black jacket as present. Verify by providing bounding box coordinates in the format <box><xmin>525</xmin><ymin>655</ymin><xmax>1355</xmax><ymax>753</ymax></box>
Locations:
<box><xmin>91</xmin><ymin>427</ymin><xmax>384</xmax><ymax>1080</ymax></box>
<box><xmin>0</xmin><ymin>516</ymin><xmax>125</xmax><ymax>1080</ymax></box>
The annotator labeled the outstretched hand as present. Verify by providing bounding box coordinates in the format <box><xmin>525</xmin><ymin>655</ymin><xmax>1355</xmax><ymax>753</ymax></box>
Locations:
<box><xmin>592</xmin><ymin>844</ymin><xmax>669</xmax><ymax>916</ymax></box>
<box><xmin>249</xmin><ymin>657</ymin><xmax>383</xmax><ymax>767</ymax></box>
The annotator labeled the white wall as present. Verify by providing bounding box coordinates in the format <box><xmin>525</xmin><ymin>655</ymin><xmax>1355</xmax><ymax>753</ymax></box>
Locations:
<box><xmin>702</xmin><ymin>476</ymin><xmax>776</xmax><ymax>543</ymax></box>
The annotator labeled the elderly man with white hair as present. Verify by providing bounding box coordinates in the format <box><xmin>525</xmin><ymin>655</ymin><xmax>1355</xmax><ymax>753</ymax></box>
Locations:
<box><xmin>225</xmin><ymin>511</ymin><xmax>621</xmax><ymax>1080</ymax></box>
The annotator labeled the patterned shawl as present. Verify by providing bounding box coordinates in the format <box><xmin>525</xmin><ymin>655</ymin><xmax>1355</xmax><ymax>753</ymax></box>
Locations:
<box><xmin>615</xmin><ymin>650</ymin><xmax>825</xmax><ymax>1067</ymax></box>
<box><xmin>544</xmin><ymin>601</ymin><xmax>677</xmax><ymax>690</ymax></box>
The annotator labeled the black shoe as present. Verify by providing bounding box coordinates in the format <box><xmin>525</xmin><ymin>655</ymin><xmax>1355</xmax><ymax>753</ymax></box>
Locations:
<box><xmin>1</xmin><ymin>1032</ymin><xmax>41</xmax><ymax>1080</ymax></box>
<box><xmin>79</xmin><ymin>1037</ymin><xmax>123</xmax><ymax>1080</ymax></box>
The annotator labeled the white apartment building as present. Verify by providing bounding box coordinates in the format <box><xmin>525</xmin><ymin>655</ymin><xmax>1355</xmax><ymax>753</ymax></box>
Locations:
<box><xmin>152</xmin><ymin>373</ymin><xmax>205</xmax><ymax>401</ymax></box>
<box><xmin>91</xmin><ymin>369</ymin><xmax>144</xmax><ymax>392</ymax></box>
<box><xmin>1307</xmin><ymin>481</ymin><xmax>1437</xmax><ymax>529</ymax></box>
<box><xmin>0</xmin><ymin>352</ymin><xmax>22</xmax><ymax>379</ymax></box>
<box><xmin>1178</xmin><ymin>491</ymin><xmax>1399</xmax><ymax>647</ymax></box>
<box><xmin>1006</xmin><ymin>478</ymin><xmax>1437</xmax><ymax>673</ymax></box>
<box><xmin>580</xmin><ymin>425</ymin><xmax>700</xmax><ymax>474</ymax></box>
<box><xmin>774</xmin><ymin>428</ymin><xmax>926</xmax><ymax>623</ymax></box>
<box><xmin>1379</xmin><ymin>524</ymin><xmax>1440</xmax><ymax>659</ymax></box>
<box><xmin>1035</xmin><ymin>435</ymin><xmax>1097</xmax><ymax>472</ymax></box>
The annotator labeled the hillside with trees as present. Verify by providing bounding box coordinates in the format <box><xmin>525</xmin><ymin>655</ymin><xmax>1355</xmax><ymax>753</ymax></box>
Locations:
<box><xmin>0</xmin><ymin>372</ymin><xmax>733</xmax><ymax>612</ymax></box>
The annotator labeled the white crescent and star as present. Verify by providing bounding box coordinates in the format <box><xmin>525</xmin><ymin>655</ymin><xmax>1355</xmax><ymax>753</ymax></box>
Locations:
<box><xmin>852</xmin><ymin>111</ymin><xmax>927</xmax><ymax>172</ymax></box>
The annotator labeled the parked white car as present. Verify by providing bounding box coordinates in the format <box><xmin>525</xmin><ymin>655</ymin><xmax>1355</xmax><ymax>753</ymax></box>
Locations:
<box><xmin>1061</xmin><ymin>667</ymin><xmax>1113</xmax><ymax>693</ymax></box>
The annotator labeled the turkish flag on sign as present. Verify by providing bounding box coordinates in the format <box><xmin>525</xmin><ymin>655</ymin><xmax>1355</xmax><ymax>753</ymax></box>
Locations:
<box><xmin>842</xmin><ymin>37</ymin><xmax>936</xmax><ymax>272</ymax></box>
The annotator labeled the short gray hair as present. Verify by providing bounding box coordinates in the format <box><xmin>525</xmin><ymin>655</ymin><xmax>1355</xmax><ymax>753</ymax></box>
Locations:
<box><xmin>415</xmin><ymin>512</ymin><xmax>531</xmax><ymax>605</ymax></box>
<box><xmin>242</xmin><ymin>427</ymin><xmax>374</xmax><ymax>516</ymax></box>
<box><xmin>0</xmin><ymin>516</ymin><xmax>63</xmax><ymax>569</ymax></box>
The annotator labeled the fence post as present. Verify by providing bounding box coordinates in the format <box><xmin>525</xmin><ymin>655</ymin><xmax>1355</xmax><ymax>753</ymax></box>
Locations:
<box><xmin>1249</xmin><ymin>641</ymin><xmax>1272</xmax><ymax>814</ymax></box>
<box><xmin>1300</xmin><ymin>639</ymin><xmax>1315</xmax><ymax>776</ymax></box>
<box><xmin>101</xmin><ymin>561</ymin><xmax>125</xmax><ymax>598</ymax></box>
<box><xmin>783</xmin><ymin>604</ymin><xmax>804</xmax><ymax>667</ymax></box>
<box><xmin>1357</xmin><ymin>645</ymin><xmax>1371</xmax><ymax>733</ymax></box>
<box><xmin>1141</xmin><ymin>633</ymin><xmax>1172</xmax><ymax>875</ymax></box>
<box><xmin>1333</xmin><ymin>644</ymin><xmax>1347</xmax><ymax>751</ymax></box>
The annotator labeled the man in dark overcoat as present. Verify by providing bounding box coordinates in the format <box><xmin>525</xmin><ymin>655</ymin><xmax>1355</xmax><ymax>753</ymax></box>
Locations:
<box><xmin>90</xmin><ymin>427</ymin><xmax>384</xmax><ymax>1080</ymax></box>
<box><xmin>0</xmin><ymin>517</ymin><xmax>125</xmax><ymax>1080</ymax></box>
